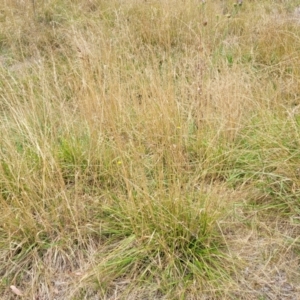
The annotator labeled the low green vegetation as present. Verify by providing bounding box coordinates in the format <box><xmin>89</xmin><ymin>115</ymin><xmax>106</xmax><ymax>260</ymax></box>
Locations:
<box><xmin>0</xmin><ymin>0</ymin><xmax>299</xmax><ymax>299</ymax></box>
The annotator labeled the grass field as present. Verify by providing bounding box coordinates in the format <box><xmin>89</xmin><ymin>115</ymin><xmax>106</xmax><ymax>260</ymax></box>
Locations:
<box><xmin>0</xmin><ymin>0</ymin><xmax>300</xmax><ymax>299</ymax></box>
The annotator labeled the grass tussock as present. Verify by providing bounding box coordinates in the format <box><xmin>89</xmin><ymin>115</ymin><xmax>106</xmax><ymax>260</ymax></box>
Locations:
<box><xmin>0</xmin><ymin>0</ymin><xmax>300</xmax><ymax>299</ymax></box>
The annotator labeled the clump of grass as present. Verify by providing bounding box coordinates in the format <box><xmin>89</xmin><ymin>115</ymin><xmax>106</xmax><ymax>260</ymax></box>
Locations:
<box><xmin>76</xmin><ymin>187</ymin><xmax>232</xmax><ymax>298</ymax></box>
<box><xmin>229</xmin><ymin>112</ymin><xmax>300</xmax><ymax>215</ymax></box>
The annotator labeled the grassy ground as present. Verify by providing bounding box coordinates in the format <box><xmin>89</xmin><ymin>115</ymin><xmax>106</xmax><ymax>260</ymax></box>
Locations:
<box><xmin>0</xmin><ymin>0</ymin><xmax>300</xmax><ymax>299</ymax></box>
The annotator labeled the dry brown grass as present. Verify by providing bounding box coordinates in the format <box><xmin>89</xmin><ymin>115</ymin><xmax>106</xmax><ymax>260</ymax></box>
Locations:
<box><xmin>0</xmin><ymin>0</ymin><xmax>300</xmax><ymax>299</ymax></box>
